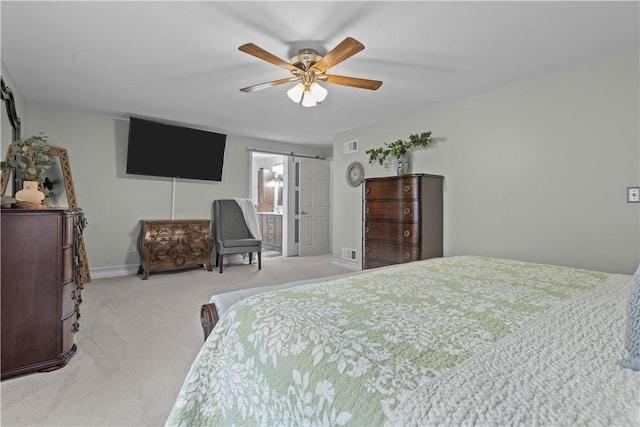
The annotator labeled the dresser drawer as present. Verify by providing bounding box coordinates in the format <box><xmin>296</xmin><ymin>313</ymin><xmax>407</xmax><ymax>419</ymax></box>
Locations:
<box><xmin>363</xmin><ymin>258</ymin><xmax>397</xmax><ymax>270</ymax></box>
<box><xmin>61</xmin><ymin>283</ymin><xmax>77</xmax><ymax>319</ymax></box>
<box><xmin>61</xmin><ymin>315</ymin><xmax>77</xmax><ymax>354</ymax></box>
<box><xmin>149</xmin><ymin>233</ymin><xmax>175</xmax><ymax>249</ymax></box>
<box><xmin>364</xmin><ymin>241</ymin><xmax>421</xmax><ymax>264</ymax></box>
<box><xmin>364</xmin><ymin>258</ymin><xmax>396</xmax><ymax>269</ymax></box>
<box><xmin>364</xmin><ymin>176</ymin><xmax>421</xmax><ymax>200</ymax></box>
<box><xmin>365</xmin><ymin>201</ymin><xmax>420</xmax><ymax>222</ymax></box>
<box><xmin>184</xmin><ymin>231</ymin><xmax>209</xmax><ymax>246</ymax></box>
<box><xmin>62</xmin><ymin>247</ymin><xmax>73</xmax><ymax>283</ymax></box>
<box><xmin>62</xmin><ymin>214</ymin><xmax>75</xmax><ymax>246</ymax></box>
<box><xmin>364</xmin><ymin>221</ymin><xmax>420</xmax><ymax>244</ymax></box>
<box><xmin>182</xmin><ymin>223</ymin><xmax>211</xmax><ymax>238</ymax></box>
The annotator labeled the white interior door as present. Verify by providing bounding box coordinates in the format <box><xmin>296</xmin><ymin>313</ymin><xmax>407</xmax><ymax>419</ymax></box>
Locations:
<box><xmin>299</xmin><ymin>157</ymin><xmax>330</xmax><ymax>256</ymax></box>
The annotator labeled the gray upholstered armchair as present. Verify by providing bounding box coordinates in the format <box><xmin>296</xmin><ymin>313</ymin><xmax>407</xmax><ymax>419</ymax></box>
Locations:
<box><xmin>212</xmin><ymin>199</ymin><xmax>262</xmax><ymax>273</ymax></box>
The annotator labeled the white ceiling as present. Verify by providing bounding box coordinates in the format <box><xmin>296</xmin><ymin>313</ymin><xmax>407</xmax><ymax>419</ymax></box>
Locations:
<box><xmin>1</xmin><ymin>1</ymin><xmax>638</xmax><ymax>147</ymax></box>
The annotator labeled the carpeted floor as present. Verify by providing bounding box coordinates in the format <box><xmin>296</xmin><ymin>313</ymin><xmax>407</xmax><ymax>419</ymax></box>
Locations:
<box><xmin>262</xmin><ymin>249</ymin><xmax>282</xmax><ymax>258</ymax></box>
<box><xmin>0</xmin><ymin>253</ymin><xmax>354</xmax><ymax>427</ymax></box>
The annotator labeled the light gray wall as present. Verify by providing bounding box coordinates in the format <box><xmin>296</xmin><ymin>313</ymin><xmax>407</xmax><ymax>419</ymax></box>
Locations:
<box><xmin>333</xmin><ymin>49</ymin><xmax>640</xmax><ymax>275</ymax></box>
<box><xmin>15</xmin><ymin>103</ymin><xmax>330</xmax><ymax>273</ymax></box>
<box><xmin>4</xmin><ymin>49</ymin><xmax>639</xmax><ymax>276</ymax></box>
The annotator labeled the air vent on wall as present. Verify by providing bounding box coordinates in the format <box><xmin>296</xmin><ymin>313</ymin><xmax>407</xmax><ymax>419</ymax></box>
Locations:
<box><xmin>342</xmin><ymin>247</ymin><xmax>357</xmax><ymax>261</ymax></box>
<box><xmin>343</xmin><ymin>140</ymin><xmax>358</xmax><ymax>154</ymax></box>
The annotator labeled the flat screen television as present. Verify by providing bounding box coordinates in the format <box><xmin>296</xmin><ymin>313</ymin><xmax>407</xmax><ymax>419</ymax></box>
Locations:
<box><xmin>126</xmin><ymin>117</ymin><xmax>227</xmax><ymax>181</ymax></box>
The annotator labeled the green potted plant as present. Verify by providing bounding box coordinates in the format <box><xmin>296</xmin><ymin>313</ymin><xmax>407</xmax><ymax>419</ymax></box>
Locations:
<box><xmin>366</xmin><ymin>131</ymin><xmax>433</xmax><ymax>175</ymax></box>
<box><xmin>1</xmin><ymin>133</ymin><xmax>55</xmax><ymax>181</ymax></box>
<box><xmin>2</xmin><ymin>133</ymin><xmax>55</xmax><ymax>205</ymax></box>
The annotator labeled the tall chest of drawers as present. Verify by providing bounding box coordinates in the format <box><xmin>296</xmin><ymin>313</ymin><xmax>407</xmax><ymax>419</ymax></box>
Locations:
<box><xmin>1</xmin><ymin>208</ymin><xmax>86</xmax><ymax>379</ymax></box>
<box><xmin>363</xmin><ymin>174</ymin><xmax>443</xmax><ymax>269</ymax></box>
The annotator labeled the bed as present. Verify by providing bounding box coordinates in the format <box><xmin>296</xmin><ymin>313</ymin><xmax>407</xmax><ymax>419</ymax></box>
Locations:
<box><xmin>166</xmin><ymin>255</ymin><xmax>640</xmax><ymax>426</ymax></box>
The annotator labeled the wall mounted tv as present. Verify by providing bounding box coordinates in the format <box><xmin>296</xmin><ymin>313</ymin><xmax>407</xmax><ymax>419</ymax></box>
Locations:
<box><xmin>126</xmin><ymin>117</ymin><xmax>227</xmax><ymax>181</ymax></box>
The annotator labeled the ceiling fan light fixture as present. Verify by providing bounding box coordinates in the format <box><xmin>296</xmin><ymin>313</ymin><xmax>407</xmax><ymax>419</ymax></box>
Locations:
<box><xmin>309</xmin><ymin>82</ymin><xmax>328</xmax><ymax>103</ymax></box>
<box><xmin>238</xmin><ymin>38</ymin><xmax>382</xmax><ymax>104</ymax></box>
<box><xmin>296</xmin><ymin>82</ymin><xmax>328</xmax><ymax>108</ymax></box>
<box><xmin>301</xmin><ymin>92</ymin><xmax>317</xmax><ymax>108</ymax></box>
<box><xmin>287</xmin><ymin>83</ymin><xmax>305</xmax><ymax>103</ymax></box>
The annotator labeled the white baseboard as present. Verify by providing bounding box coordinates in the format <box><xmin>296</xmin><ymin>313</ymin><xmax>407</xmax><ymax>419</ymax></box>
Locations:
<box><xmin>90</xmin><ymin>264</ymin><xmax>140</xmax><ymax>279</ymax></box>
<box><xmin>331</xmin><ymin>257</ymin><xmax>362</xmax><ymax>271</ymax></box>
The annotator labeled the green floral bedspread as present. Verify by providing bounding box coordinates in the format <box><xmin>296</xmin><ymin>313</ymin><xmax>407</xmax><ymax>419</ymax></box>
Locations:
<box><xmin>166</xmin><ymin>256</ymin><xmax>608</xmax><ymax>426</ymax></box>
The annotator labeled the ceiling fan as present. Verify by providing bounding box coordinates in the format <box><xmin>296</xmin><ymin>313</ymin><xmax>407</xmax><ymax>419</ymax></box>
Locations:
<box><xmin>238</xmin><ymin>37</ymin><xmax>382</xmax><ymax>107</ymax></box>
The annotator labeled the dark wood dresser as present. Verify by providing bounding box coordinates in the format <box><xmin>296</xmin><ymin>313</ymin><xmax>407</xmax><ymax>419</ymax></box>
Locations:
<box><xmin>138</xmin><ymin>219</ymin><xmax>213</xmax><ymax>279</ymax></box>
<box><xmin>1</xmin><ymin>208</ymin><xmax>86</xmax><ymax>380</ymax></box>
<box><xmin>363</xmin><ymin>174</ymin><xmax>444</xmax><ymax>269</ymax></box>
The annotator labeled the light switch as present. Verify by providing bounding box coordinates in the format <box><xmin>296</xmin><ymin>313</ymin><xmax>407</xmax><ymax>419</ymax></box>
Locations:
<box><xmin>628</xmin><ymin>187</ymin><xmax>640</xmax><ymax>203</ymax></box>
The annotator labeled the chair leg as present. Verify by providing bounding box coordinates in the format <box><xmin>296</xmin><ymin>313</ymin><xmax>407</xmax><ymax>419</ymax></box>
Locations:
<box><xmin>218</xmin><ymin>254</ymin><xmax>223</xmax><ymax>273</ymax></box>
<box><xmin>249</xmin><ymin>253</ymin><xmax>253</xmax><ymax>264</ymax></box>
<box><xmin>215</xmin><ymin>253</ymin><xmax>219</xmax><ymax>267</ymax></box>
<box><xmin>258</xmin><ymin>251</ymin><xmax>261</xmax><ymax>270</ymax></box>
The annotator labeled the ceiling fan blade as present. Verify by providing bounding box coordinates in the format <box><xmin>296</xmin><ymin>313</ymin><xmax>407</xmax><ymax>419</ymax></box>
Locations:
<box><xmin>320</xmin><ymin>74</ymin><xmax>383</xmax><ymax>90</ymax></box>
<box><xmin>240</xmin><ymin>77</ymin><xmax>300</xmax><ymax>93</ymax></box>
<box><xmin>239</xmin><ymin>43</ymin><xmax>302</xmax><ymax>72</ymax></box>
<box><xmin>310</xmin><ymin>37</ymin><xmax>365</xmax><ymax>73</ymax></box>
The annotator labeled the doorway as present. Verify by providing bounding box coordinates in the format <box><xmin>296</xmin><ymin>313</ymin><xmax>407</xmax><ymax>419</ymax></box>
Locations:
<box><xmin>251</xmin><ymin>152</ymin><xmax>285</xmax><ymax>257</ymax></box>
<box><xmin>250</xmin><ymin>151</ymin><xmax>331</xmax><ymax>257</ymax></box>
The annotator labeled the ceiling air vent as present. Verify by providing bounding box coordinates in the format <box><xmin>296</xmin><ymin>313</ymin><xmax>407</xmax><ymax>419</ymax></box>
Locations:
<box><xmin>343</xmin><ymin>140</ymin><xmax>358</xmax><ymax>154</ymax></box>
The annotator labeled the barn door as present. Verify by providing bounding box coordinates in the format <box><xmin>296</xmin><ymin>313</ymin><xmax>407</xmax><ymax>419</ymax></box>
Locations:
<box><xmin>298</xmin><ymin>157</ymin><xmax>330</xmax><ymax>256</ymax></box>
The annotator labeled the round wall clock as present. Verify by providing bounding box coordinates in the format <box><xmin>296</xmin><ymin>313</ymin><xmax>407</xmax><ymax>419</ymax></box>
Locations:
<box><xmin>346</xmin><ymin>161</ymin><xmax>365</xmax><ymax>187</ymax></box>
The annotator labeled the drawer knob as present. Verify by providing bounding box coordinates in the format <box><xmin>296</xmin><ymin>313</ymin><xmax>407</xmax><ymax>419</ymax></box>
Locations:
<box><xmin>365</xmin><ymin>246</ymin><xmax>370</xmax><ymax>253</ymax></box>
<box><xmin>403</xmin><ymin>230</ymin><xmax>411</xmax><ymax>237</ymax></box>
<box><xmin>403</xmin><ymin>208</ymin><xmax>411</xmax><ymax>215</ymax></box>
<box><xmin>365</xmin><ymin>226</ymin><xmax>369</xmax><ymax>233</ymax></box>
<box><xmin>403</xmin><ymin>185</ymin><xmax>411</xmax><ymax>192</ymax></box>
<box><xmin>365</xmin><ymin>187</ymin><xmax>370</xmax><ymax>194</ymax></box>
<box><xmin>404</xmin><ymin>253</ymin><xmax>411</xmax><ymax>260</ymax></box>
<box><xmin>365</xmin><ymin>207</ymin><xmax>370</xmax><ymax>214</ymax></box>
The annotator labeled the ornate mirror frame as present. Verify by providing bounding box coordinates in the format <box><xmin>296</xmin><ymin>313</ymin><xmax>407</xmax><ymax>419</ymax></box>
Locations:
<box><xmin>1</xmin><ymin>77</ymin><xmax>91</xmax><ymax>283</ymax></box>
<box><xmin>1</xmin><ymin>78</ymin><xmax>21</xmax><ymax>141</ymax></box>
